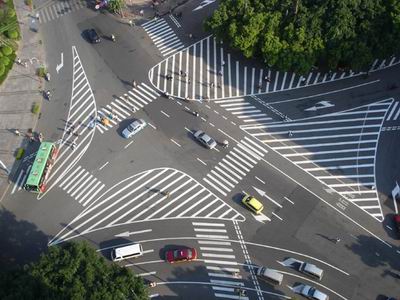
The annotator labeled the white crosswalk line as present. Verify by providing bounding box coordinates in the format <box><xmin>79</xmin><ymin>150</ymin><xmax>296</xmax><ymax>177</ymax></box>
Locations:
<box><xmin>194</xmin><ymin>228</ymin><xmax>227</xmax><ymax>233</ymax></box>
<box><xmin>200</xmin><ymin>247</ymin><xmax>233</xmax><ymax>252</ymax></box>
<box><xmin>192</xmin><ymin>222</ymin><xmax>226</xmax><ymax>227</ymax></box>
<box><xmin>199</xmin><ymin>240</ymin><xmax>232</xmax><ymax>246</ymax></box>
<box><xmin>207</xmin><ymin>266</ymin><xmax>239</xmax><ymax>272</ymax></box>
<box><xmin>203</xmin><ymin>177</ymin><xmax>228</xmax><ymax>196</ymax></box>
<box><xmin>202</xmin><ymin>253</ymin><xmax>236</xmax><ymax>259</ymax></box>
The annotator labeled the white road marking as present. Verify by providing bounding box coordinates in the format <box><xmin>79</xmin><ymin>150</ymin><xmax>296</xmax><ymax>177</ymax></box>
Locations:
<box><xmin>192</xmin><ymin>222</ymin><xmax>225</xmax><ymax>227</ymax></box>
<box><xmin>255</xmin><ymin>176</ymin><xmax>265</xmax><ymax>184</ymax></box>
<box><xmin>197</xmin><ymin>158</ymin><xmax>207</xmax><ymax>165</ymax></box>
<box><xmin>170</xmin><ymin>139</ymin><xmax>182</xmax><ymax>147</ymax></box>
<box><xmin>160</xmin><ymin>110</ymin><xmax>170</xmax><ymax>118</ymax></box>
<box><xmin>284</xmin><ymin>197</ymin><xmax>294</xmax><ymax>204</ymax></box>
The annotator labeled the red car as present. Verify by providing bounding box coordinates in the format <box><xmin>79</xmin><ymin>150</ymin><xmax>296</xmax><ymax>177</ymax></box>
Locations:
<box><xmin>394</xmin><ymin>214</ymin><xmax>400</xmax><ymax>234</ymax></box>
<box><xmin>166</xmin><ymin>247</ymin><xmax>197</xmax><ymax>263</ymax></box>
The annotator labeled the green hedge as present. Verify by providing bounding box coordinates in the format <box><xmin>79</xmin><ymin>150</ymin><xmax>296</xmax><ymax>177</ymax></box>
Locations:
<box><xmin>1</xmin><ymin>46</ymin><xmax>12</xmax><ymax>56</ymax></box>
<box><xmin>32</xmin><ymin>102</ymin><xmax>40</xmax><ymax>114</ymax></box>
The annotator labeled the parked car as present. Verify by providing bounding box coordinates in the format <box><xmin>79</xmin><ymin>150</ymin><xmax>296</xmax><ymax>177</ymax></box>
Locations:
<box><xmin>122</xmin><ymin>119</ymin><xmax>147</xmax><ymax>138</ymax></box>
<box><xmin>165</xmin><ymin>247</ymin><xmax>197</xmax><ymax>263</ymax></box>
<box><xmin>299</xmin><ymin>262</ymin><xmax>324</xmax><ymax>280</ymax></box>
<box><xmin>86</xmin><ymin>28</ymin><xmax>101</xmax><ymax>43</ymax></box>
<box><xmin>299</xmin><ymin>284</ymin><xmax>329</xmax><ymax>300</ymax></box>
<box><xmin>193</xmin><ymin>130</ymin><xmax>217</xmax><ymax>149</ymax></box>
<box><xmin>242</xmin><ymin>194</ymin><xmax>264</xmax><ymax>214</ymax></box>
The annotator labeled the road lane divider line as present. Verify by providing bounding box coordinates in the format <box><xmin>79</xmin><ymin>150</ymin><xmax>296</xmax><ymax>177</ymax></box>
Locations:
<box><xmin>160</xmin><ymin>110</ymin><xmax>170</xmax><ymax>118</ymax></box>
<box><xmin>170</xmin><ymin>139</ymin><xmax>182</xmax><ymax>147</ymax></box>
<box><xmin>99</xmin><ymin>162</ymin><xmax>109</xmax><ymax>170</ymax></box>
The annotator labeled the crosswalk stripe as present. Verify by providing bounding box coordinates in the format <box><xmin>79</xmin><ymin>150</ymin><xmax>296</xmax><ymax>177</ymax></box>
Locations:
<box><xmin>243</xmin><ymin>137</ymin><xmax>268</xmax><ymax>154</ymax></box>
<box><xmin>233</xmin><ymin>147</ymin><xmax>257</xmax><ymax>165</ymax></box>
<box><xmin>212</xmin><ymin>286</ymin><xmax>235</xmax><ymax>292</ymax></box>
<box><xmin>60</xmin><ymin>166</ymin><xmax>82</xmax><ymax>188</ymax></box>
<box><xmin>128</xmin><ymin>91</ymin><xmax>148</xmax><ymax>105</ymax></box>
<box><xmin>192</xmin><ymin>222</ymin><xmax>226</xmax><ymax>227</ymax></box>
<box><xmin>210</xmin><ymin>170</ymin><xmax>235</xmax><ymax>188</ymax></box>
<box><xmin>111</xmin><ymin>102</ymin><xmax>130</xmax><ymax>117</ymax></box>
<box><xmin>200</xmin><ymin>247</ymin><xmax>233</xmax><ymax>252</ymax></box>
<box><xmin>142</xmin><ymin>83</ymin><xmax>160</xmax><ymax>96</ymax></box>
<box><xmin>66</xmin><ymin>171</ymin><xmax>89</xmax><ymax>194</ymax></box>
<box><xmin>82</xmin><ymin>183</ymin><xmax>105</xmax><ymax>207</ymax></box>
<box><xmin>227</xmin><ymin>153</ymin><xmax>252</xmax><ymax>171</ymax></box>
<box><xmin>198</xmin><ymin>240</ymin><xmax>232</xmax><ymax>246</ymax></box>
<box><xmin>178</xmin><ymin>193</ymin><xmax>213</xmax><ymax>217</ymax></box>
<box><xmin>196</xmin><ymin>234</ymin><xmax>229</xmax><ymax>239</ymax></box>
<box><xmin>74</xmin><ymin>176</ymin><xmax>97</xmax><ymax>200</ymax></box>
<box><xmin>206</xmin><ymin>205</ymin><xmax>225</xmax><ymax>218</ymax></box>
<box><xmin>208</xmin><ymin>273</ymin><xmax>242</xmax><ymax>279</ymax></box>
<box><xmin>70</xmin><ymin>173</ymin><xmax>93</xmax><ymax>197</ymax></box>
<box><xmin>207</xmin><ymin>266</ymin><xmax>239</xmax><ymax>272</ymax></box>
<box><xmin>205</xmin><ymin>260</ymin><xmax>238</xmax><ymax>266</ymax></box>
<box><xmin>210</xmin><ymin>279</ymin><xmax>244</xmax><ymax>286</ymax></box>
<box><xmin>137</xmin><ymin>85</ymin><xmax>157</xmax><ymax>99</ymax></box>
<box><xmin>218</xmin><ymin>162</ymin><xmax>242</xmax><ymax>180</ymax></box>
<box><xmin>194</xmin><ymin>228</ymin><xmax>227</xmax><ymax>233</ymax></box>
<box><xmin>204</xmin><ymin>177</ymin><xmax>228</xmax><ymax>196</ymax></box>
<box><xmin>222</xmin><ymin>158</ymin><xmax>246</xmax><ymax>176</ymax></box>
<box><xmin>214</xmin><ymin>166</ymin><xmax>239</xmax><ymax>184</ymax></box>
<box><xmin>202</xmin><ymin>253</ymin><xmax>236</xmax><ymax>259</ymax></box>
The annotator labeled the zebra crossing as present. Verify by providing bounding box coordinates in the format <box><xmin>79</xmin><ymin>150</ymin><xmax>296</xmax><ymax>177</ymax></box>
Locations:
<box><xmin>37</xmin><ymin>0</ymin><xmax>86</xmax><ymax>24</ymax></box>
<box><xmin>142</xmin><ymin>17</ymin><xmax>184</xmax><ymax>57</ymax></box>
<box><xmin>241</xmin><ymin>99</ymin><xmax>394</xmax><ymax>221</ymax></box>
<box><xmin>96</xmin><ymin>82</ymin><xmax>159</xmax><ymax>134</ymax></box>
<box><xmin>385</xmin><ymin>101</ymin><xmax>400</xmax><ymax>123</ymax></box>
<box><xmin>214</xmin><ymin>98</ymin><xmax>273</xmax><ymax>124</ymax></box>
<box><xmin>203</xmin><ymin>137</ymin><xmax>268</xmax><ymax>197</ymax></box>
<box><xmin>50</xmin><ymin>168</ymin><xmax>245</xmax><ymax>244</ymax></box>
<box><xmin>58</xmin><ymin>165</ymin><xmax>105</xmax><ymax>207</ymax></box>
<box><xmin>193</xmin><ymin>222</ymin><xmax>248</xmax><ymax>300</ymax></box>
<box><xmin>149</xmin><ymin>36</ymin><xmax>400</xmax><ymax>101</ymax></box>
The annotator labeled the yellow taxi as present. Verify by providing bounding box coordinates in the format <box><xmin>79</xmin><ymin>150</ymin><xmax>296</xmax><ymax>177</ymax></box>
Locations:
<box><xmin>242</xmin><ymin>194</ymin><xmax>264</xmax><ymax>214</ymax></box>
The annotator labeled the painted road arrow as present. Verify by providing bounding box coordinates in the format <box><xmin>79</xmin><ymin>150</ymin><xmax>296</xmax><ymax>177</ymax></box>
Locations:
<box><xmin>304</xmin><ymin>100</ymin><xmax>335</xmax><ymax>111</ymax></box>
<box><xmin>193</xmin><ymin>0</ymin><xmax>216</xmax><ymax>11</ymax></box>
<box><xmin>114</xmin><ymin>229</ymin><xmax>152</xmax><ymax>237</ymax></box>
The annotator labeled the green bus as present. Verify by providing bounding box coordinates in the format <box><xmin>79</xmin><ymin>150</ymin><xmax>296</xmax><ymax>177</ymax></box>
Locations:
<box><xmin>24</xmin><ymin>141</ymin><xmax>59</xmax><ymax>193</ymax></box>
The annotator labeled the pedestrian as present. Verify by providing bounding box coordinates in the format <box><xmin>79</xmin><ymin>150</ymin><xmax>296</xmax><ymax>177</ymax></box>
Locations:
<box><xmin>132</xmin><ymin>80</ymin><xmax>137</xmax><ymax>87</ymax></box>
<box><xmin>187</xmin><ymin>78</ymin><xmax>191</xmax><ymax>84</ymax></box>
<box><xmin>14</xmin><ymin>129</ymin><xmax>21</xmax><ymax>136</ymax></box>
<box><xmin>45</xmin><ymin>72</ymin><xmax>51</xmax><ymax>81</ymax></box>
<box><xmin>73</xmin><ymin>131</ymin><xmax>79</xmax><ymax>137</ymax></box>
<box><xmin>139</xmin><ymin>9</ymin><xmax>144</xmax><ymax>16</ymax></box>
<box><xmin>189</xmin><ymin>33</ymin><xmax>192</xmax><ymax>39</ymax></box>
<box><xmin>218</xmin><ymin>70</ymin><xmax>223</xmax><ymax>76</ymax></box>
<box><xmin>334</xmin><ymin>237</ymin><xmax>341</xmax><ymax>243</ymax></box>
<box><xmin>264</xmin><ymin>76</ymin><xmax>270</xmax><ymax>82</ymax></box>
<box><xmin>257</xmin><ymin>83</ymin><xmax>262</xmax><ymax>90</ymax></box>
<box><xmin>128</xmin><ymin>19</ymin><xmax>133</xmax><ymax>27</ymax></box>
<box><xmin>210</xmin><ymin>82</ymin><xmax>214</xmax><ymax>88</ymax></box>
<box><xmin>221</xmin><ymin>60</ymin><xmax>225</xmax><ymax>66</ymax></box>
<box><xmin>71</xmin><ymin>142</ymin><xmax>77</xmax><ymax>150</ymax></box>
<box><xmin>179</xmin><ymin>70</ymin><xmax>183</xmax><ymax>76</ymax></box>
<box><xmin>288</xmin><ymin>131</ymin><xmax>293</xmax><ymax>137</ymax></box>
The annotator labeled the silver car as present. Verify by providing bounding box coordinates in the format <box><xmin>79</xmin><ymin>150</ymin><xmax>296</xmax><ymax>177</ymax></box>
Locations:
<box><xmin>300</xmin><ymin>285</ymin><xmax>329</xmax><ymax>300</ymax></box>
<box><xmin>193</xmin><ymin>130</ymin><xmax>217</xmax><ymax>149</ymax></box>
<box><xmin>122</xmin><ymin>119</ymin><xmax>147</xmax><ymax>138</ymax></box>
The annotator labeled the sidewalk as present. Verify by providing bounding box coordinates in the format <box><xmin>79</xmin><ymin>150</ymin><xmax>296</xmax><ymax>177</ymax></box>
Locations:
<box><xmin>0</xmin><ymin>0</ymin><xmax>46</xmax><ymax>201</ymax></box>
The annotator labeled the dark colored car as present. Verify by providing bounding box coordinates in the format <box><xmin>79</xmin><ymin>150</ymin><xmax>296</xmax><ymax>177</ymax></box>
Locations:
<box><xmin>86</xmin><ymin>29</ymin><xmax>101</xmax><ymax>43</ymax></box>
<box><xmin>394</xmin><ymin>214</ymin><xmax>400</xmax><ymax>235</ymax></box>
<box><xmin>165</xmin><ymin>247</ymin><xmax>197</xmax><ymax>263</ymax></box>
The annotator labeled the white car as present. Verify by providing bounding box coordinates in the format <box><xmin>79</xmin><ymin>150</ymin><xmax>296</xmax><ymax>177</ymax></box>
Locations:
<box><xmin>193</xmin><ymin>130</ymin><xmax>217</xmax><ymax>149</ymax></box>
<box><xmin>300</xmin><ymin>285</ymin><xmax>329</xmax><ymax>300</ymax></box>
<box><xmin>122</xmin><ymin>119</ymin><xmax>147</xmax><ymax>138</ymax></box>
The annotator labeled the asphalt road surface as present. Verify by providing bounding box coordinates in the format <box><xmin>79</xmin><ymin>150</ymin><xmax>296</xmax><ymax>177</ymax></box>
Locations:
<box><xmin>2</xmin><ymin>0</ymin><xmax>400</xmax><ymax>299</ymax></box>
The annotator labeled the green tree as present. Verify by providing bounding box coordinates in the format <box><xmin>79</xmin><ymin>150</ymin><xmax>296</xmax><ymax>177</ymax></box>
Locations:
<box><xmin>205</xmin><ymin>0</ymin><xmax>400</xmax><ymax>73</ymax></box>
<box><xmin>0</xmin><ymin>241</ymin><xmax>148</xmax><ymax>300</ymax></box>
<box><xmin>107</xmin><ymin>0</ymin><xmax>125</xmax><ymax>14</ymax></box>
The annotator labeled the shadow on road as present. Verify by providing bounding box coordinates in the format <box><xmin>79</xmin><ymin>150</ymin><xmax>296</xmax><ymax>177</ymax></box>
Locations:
<box><xmin>0</xmin><ymin>206</ymin><xmax>48</xmax><ymax>270</ymax></box>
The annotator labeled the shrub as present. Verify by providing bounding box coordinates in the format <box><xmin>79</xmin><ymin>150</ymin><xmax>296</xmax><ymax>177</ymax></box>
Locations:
<box><xmin>6</xmin><ymin>9</ymin><xmax>15</xmax><ymax>18</ymax></box>
<box><xmin>15</xmin><ymin>148</ymin><xmax>25</xmax><ymax>160</ymax></box>
<box><xmin>0</xmin><ymin>56</ymin><xmax>10</xmax><ymax>66</ymax></box>
<box><xmin>0</xmin><ymin>64</ymin><xmax>5</xmax><ymax>76</ymax></box>
<box><xmin>32</xmin><ymin>102</ymin><xmax>40</xmax><ymax>114</ymax></box>
<box><xmin>1</xmin><ymin>46</ymin><xmax>12</xmax><ymax>56</ymax></box>
<box><xmin>37</xmin><ymin>66</ymin><xmax>46</xmax><ymax>77</ymax></box>
<box><xmin>7</xmin><ymin>30</ymin><xmax>18</xmax><ymax>40</ymax></box>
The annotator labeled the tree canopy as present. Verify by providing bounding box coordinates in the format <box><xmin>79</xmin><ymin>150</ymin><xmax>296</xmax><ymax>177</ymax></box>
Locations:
<box><xmin>205</xmin><ymin>0</ymin><xmax>400</xmax><ymax>73</ymax></box>
<box><xmin>0</xmin><ymin>241</ymin><xmax>148</xmax><ymax>300</ymax></box>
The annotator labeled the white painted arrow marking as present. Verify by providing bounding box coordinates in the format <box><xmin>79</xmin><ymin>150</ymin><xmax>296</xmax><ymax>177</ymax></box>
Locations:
<box><xmin>252</xmin><ymin>186</ymin><xmax>282</xmax><ymax>208</ymax></box>
<box><xmin>114</xmin><ymin>229</ymin><xmax>152</xmax><ymax>237</ymax></box>
<box><xmin>56</xmin><ymin>52</ymin><xmax>64</xmax><ymax>73</ymax></box>
<box><xmin>304</xmin><ymin>100</ymin><xmax>335</xmax><ymax>111</ymax></box>
<box><xmin>253</xmin><ymin>213</ymin><xmax>271</xmax><ymax>223</ymax></box>
<box><xmin>193</xmin><ymin>0</ymin><xmax>216</xmax><ymax>11</ymax></box>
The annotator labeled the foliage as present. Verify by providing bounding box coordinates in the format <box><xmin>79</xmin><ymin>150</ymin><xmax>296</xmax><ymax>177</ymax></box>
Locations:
<box><xmin>205</xmin><ymin>0</ymin><xmax>400</xmax><ymax>73</ymax></box>
<box><xmin>1</xmin><ymin>45</ymin><xmax>12</xmax><ymax>55</ymax></box>
<box><xmin>6</xmin><ymin>29</ymin><xmax>18</xmax><ymax>40</ymax></box>
<box><xmin>0</xmin><ymin>56</ymin><xmax>10</xmax><ymax>66</ymax></box>
<box><xmin>0</xmin><ymin>63</ymin><xmax>4</xmax><ymax>75</ymax></box>
<box><xmin>107</xmin><ymin>0</ymin><xmax>125</xmax><ymax>14</ymax></box>
<box><xmin>15</xmin><ymin>148</ymin><xmax>24</xmax><ymax>160</ymax></box>
<box><xmin>0</xmin><ymin>241</ymin><xmax>148</xmax><ymax>300</ymax></box>
<box><xmin>37</xmin><ymin>66</ymin><xmax>47</xmax><ymax>78</ymax></box>
<box><xmin>31</xmin><ymin>102</ymin><xmax>40</xmax><ymax>114</ymax></box>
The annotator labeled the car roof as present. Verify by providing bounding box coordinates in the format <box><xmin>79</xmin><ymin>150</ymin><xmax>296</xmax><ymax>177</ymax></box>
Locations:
<box><xmin>312</xmin><ymin>289</ymin><xmax>328</xmax><ymax>300</ymax></box>
<box><xmin>394</xmin><ymin>215</ymin><xmax>400</xmax><ymax>223</ymax></box>
<box><xmin>249</xmin><ymin>197</ymin><xmax>263</xmax><ymax>210</ymax></box>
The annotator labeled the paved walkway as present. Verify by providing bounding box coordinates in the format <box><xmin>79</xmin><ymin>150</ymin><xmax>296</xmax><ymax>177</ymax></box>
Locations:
<box><xmin>0</xmin><ymin>0</ymin><xmax>46</xmax><ymax>201</ymax></box>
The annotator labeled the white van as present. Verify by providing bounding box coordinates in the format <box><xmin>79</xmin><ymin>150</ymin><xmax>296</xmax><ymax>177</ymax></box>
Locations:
<box><xmin>299</xmin><ymin>262</ymin><xmax>324</xmax><ymax>280</ymax></box>
<box><xmin>111</xmin><ymin>243</ymin><xmax>143</xmax><ymax>262</ymax></box>
<box><xmin>256</xmin><ymin>266</ymin><xmax>283</xmax><ymax>285</ymax></box>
